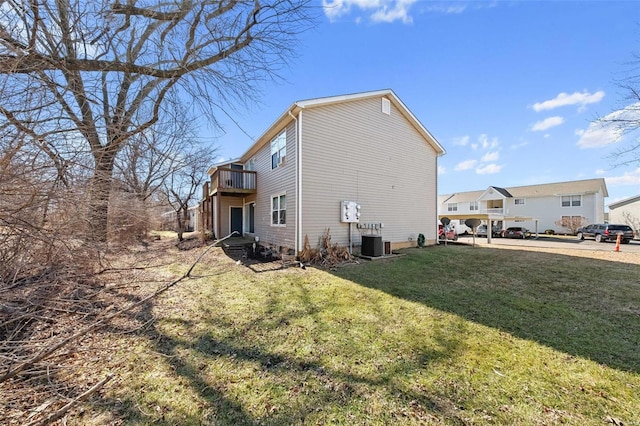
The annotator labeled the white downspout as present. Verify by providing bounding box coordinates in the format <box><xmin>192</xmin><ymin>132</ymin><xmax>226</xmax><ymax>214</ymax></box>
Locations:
<box><xmin>288</xmin><ymin>109</ymin><xmax>302</xmax><ymax>255</ymax></box>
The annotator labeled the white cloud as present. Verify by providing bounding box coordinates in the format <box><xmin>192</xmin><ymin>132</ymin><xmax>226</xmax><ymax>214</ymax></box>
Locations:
<box><xmin>452</xmin><ymin>135</ymin><xmax>470</xmax><ymax>146</ymax></box>
<box><xmin>455</xmin><ymin>159</ymin><xmax>477</xmax><ymax>171</ymax></box>
<box><xmin>323</xmin><ymin>0</ymin><xmax>418</xmax><ymax>23</ymax></box>
<box><xmin>532</xmin><ymin>90</ymin><xmax>605</xmax><ymax>112</ymax></box>
<box><xmin>574</xmin><ymin>105</ymin><xmax>639</xmax><ymax>148</ymax></box>
<box><xmin>595</xmin><ymin>169</ymin><xmax>607</xmax><ymax>175</ymax></box>
<box><xmin>476</xmin><ymin>164</ymin><xmax>503</xmax><ymax>174</ymax></box>
<box><xmin>438</xmin><ymin>165</ymin><xmax>446</xmax><ymax>175</ymax></box>
<box><xmin>481</xmin><ymin>151</ymin><xmax>500</xmax><ymax>162</ymax></box>
<box><xmin>510</xmin><ymin>141</ymin><xmax>528</xmax><ymax>149</ymax></box>
<box><xmin>423</xmin><ymin>3</ymin><xmax>467</xmax><ymax>14</ymax></box>
<box><xmin>531</xmin><ymin>116</ymin><xmax>564</xmax><ymax>131</ymax></box>
<box><xmin>478</xmin><ymin>134</ymin><xmax>499</xmax><ymax>149</ymax></box>
<box><xmin>605</xmin><ymin>168</ymin><xmax>640</xmax><ymax>185</ymax></box>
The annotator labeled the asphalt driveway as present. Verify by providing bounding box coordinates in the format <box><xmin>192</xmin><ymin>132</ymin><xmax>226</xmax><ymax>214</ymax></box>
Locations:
<box><xmin>457</xmin><ymin>234</ymin><xmax>640</xmax><ymax>253</ymax></box>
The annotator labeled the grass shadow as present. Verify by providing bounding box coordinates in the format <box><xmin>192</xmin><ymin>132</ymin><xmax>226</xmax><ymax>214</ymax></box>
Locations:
<box><xmin>332</xmin><ymin>245</ymin><xmax>640</xmax><ymax>373</ymax></box>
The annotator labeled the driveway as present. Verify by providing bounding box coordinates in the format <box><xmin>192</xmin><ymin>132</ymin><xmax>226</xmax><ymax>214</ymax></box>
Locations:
<box><xmin>457</xmin><ymin>234</ymin><xmax>640</xmax><ymax>253</ymax></box>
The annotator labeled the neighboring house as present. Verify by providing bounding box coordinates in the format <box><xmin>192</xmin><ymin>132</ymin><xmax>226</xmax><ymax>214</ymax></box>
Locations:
<box><xmin>439</xmin><ymin>178</ymin><xmax>608</xmax><ymax>235</ymax></box>
<box><xmin>160</xmin><ymin>205</ymin><xmax>199</xmax><ymax>232</ymax></box>
<box><xmin>200</xmin><ymin>89</ymin><xmax>446</xmax><ymax>253</ymax></box>
<box><xmin>609</xmin><ymin>195</ymin><xmax>640</xmax><ymax>237</ymax></box>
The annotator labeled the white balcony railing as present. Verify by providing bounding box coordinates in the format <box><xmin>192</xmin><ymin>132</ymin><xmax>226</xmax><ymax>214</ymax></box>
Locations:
<box><xmin>480</xmin><ymin>208</ymin><xmax>508</xmax><ymax>215</ymax></box>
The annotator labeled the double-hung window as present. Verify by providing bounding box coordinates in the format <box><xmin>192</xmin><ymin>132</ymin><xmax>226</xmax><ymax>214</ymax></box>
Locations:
<box><xmin>561</xmin><ymin>195</ymin><xmax>581</xmax><ymax>207</ymax></box>
<box><xmin>271</xmin><ymin>131</ymin><xmax>287</xmax><ymax>169</ymax></box>
<box><xmin>447</xmin><ymin>203</ymin><xmax>458</xmax><ymax>212</ymax></box>
<box><xmin>272</xmin><ymin>194</ymin><xmax>286</xmax><ymax>226</ymax></box>
<box><xmin>469</xmin><ymin>201</ymin><xmax>478</xmax><ymax>211</ymax></box>
<box><xmin>515</xmin><ymin>198</ymin><xmax>525</xmax><ymax>205</ymax></box>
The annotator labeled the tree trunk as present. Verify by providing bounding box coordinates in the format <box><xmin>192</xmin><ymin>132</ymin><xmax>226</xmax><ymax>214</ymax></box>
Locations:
<box><xmin>176</xmin><ymin>210</ymin><xmax>184</xmax><ymax>242</ymax></box>
<box><xmin>87</xmin><ymin>150</ymin><xmax>116</xmax><ymax>243</ymax></box>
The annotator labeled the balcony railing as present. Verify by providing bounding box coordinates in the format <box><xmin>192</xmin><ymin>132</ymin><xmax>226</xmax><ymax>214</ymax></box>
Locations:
<box><xmin>480</xmin><ymin>208</ymin><xmax>508</xmax><ymax>215</ymax></box>
<box><xmin>210</xmin><ymin>168</ymin><xmax>257</xmax><ymax>195</ymax></box>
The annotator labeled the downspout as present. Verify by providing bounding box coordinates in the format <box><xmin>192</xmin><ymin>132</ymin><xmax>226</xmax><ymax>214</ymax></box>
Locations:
<box><xmin>435</xmin><ymin>153</ymin><xmax>441</xmax><ymax>245</ymax></box>
<box><xmin>288</xmin><ymin>109</ymin><xmax>302</xmax><ymax>255</ymax></box>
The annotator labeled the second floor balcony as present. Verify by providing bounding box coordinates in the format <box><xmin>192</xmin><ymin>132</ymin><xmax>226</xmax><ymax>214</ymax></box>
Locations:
<box><xmin>480</xmin><ymin>207</ymin><xmax>508</xmax><ymax>215</ymax></box>
<box><xmin>210</xmin><ymin>168</ymin><xmax>257</xmax><ymax>196</ymax></box>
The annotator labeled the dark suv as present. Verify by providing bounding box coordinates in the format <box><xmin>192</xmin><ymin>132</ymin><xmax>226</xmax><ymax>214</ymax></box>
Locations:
<box><xmin>576</xmin><ymin>224</ymin><xmax>634</xmax><ymax>243</ymax></box>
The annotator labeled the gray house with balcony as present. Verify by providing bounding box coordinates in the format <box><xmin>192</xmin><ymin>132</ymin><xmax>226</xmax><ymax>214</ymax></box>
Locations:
<box><xmin>200</xmin><ymin>89</ymin><xmax>446</xmax><ymax>253</ymax></box>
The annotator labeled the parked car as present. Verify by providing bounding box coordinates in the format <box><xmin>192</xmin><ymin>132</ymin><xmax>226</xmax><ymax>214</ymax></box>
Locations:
<box><xmin>438</xmin><ymin>224</ymin><xmax>458</xmax><ymax>241</ymax></box>
<box><xmin>576</xmin><ymin>224</ymin><xmax>634</xmax><ymax>243</ymax></box>
<box><xmin>503</xmin><ymin>226</ymin><xmax>529</xmax><ymax>239</ymax></box>
<box><xmin>475</xmin><ymin>224</ymin><xmax>503</xmax><ymax>238</ymax></box>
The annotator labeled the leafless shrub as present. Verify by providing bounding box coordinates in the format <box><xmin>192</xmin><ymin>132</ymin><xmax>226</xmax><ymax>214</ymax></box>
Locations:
<box><xmin>555</xmin><ymin>216</ymin><xmax>587</xmax><ymax>235</ymax></box>
<box><xmin>299</xmin><ymin>229</ymin><xmax>354</xmax><ymax>266</ymax></box>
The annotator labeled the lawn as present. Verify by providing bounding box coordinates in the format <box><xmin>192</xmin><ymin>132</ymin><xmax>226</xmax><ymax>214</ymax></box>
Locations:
<box><xmin>86</xmin><ymin>243</ymin><xmax>640</xmax><ymax>425</ymax></box>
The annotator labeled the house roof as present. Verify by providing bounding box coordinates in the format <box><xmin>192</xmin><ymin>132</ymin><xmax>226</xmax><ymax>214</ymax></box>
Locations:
<box><xmin>207</xmin><ymin>158</ymin><xmax>242</xmax><ymax>176</ymax></box>
<box><xmin>492</xmin><ymin>186</ymin><xmax>512</xmax><ymax>197</ymax></box>
<box><xmin>241</xmin><ymin>89</ymin><xmax>445</xmax><ymax>161</ymax></box>
<box><xmin>441</xmin><ymin>178</ymin><xmax>608</xmax><ymax>204</ymax></box>
<box><xmin>609</xmin><ymin>194</ymin><xmax>640</xmax><ymax>209</ymax></box>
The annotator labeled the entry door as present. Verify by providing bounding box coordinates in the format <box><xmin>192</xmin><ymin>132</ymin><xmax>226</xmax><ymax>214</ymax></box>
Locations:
<box><xmin>230</xmin><ymin>207</ymin><xmax>243</xmax><ymax>235</ymax></box>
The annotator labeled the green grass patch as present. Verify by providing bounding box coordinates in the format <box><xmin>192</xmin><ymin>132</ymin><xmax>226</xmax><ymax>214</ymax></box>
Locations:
<box><xmin>101</xmin><ymin>245</ymin><xmax>640</xmax><ymax>425</ymax></box>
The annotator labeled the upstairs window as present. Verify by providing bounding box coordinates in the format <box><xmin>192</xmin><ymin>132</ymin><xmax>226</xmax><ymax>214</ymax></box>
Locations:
<box><xmin>271</xmin><ymin>131</ymin><xmax>287</xmax><ymax>169</ymax></box>
<box><xmin>562</xmin><ymin>195</ymin><xmax>581</xmax><ymax>207</ymax></box>
<box><xmin>515</xmin><ymin>198</ymin><xmax>525</xmax><ymax>205</ymax></box>
<box><xmin>447</xmin><ymin>203</ymin><xmax>458</xmax><ymax>212</ymax></box>
<box><xmin>469</xmin><ymin>201</ymin><xmax>478</xmax><ymax>211</ymax></box>
<box><xmin>272</xmin><ymin>194</ymin><xmax>286</xmax><ymax>226</ymax></box>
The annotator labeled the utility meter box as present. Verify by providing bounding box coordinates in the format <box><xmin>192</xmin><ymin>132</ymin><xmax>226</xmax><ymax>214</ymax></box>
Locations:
<box><xmin>340</xmin><ymin>201</ymin><xmax>360</xmax><ymax>223</ymax></box>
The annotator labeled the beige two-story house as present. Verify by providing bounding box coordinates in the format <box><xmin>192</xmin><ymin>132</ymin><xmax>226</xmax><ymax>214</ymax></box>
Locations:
<box><xmin>200</xmin><ymin>89</ymin><xmax>446</xmax><ymax>254</ymax></box>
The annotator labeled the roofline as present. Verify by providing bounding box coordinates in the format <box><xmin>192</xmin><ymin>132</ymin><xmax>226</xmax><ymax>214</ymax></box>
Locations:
<box><xmin>609</xmin><ymin>194</ymin><xmax>640</xmax><ymax>209</ymax></box>
<box><xmin>241</xmin><ymin>89</ymin><xmax>445</xmax><ymax>161</ymax></box>
<box><xmin>207</xmin><ymin>158</ymin><xmax>242</xmax><ymax>175</ymax></box>
<box><xmin>443</xmin><ymin>178</ymin><xmax>608</xmax><ymax>201</ymax></box>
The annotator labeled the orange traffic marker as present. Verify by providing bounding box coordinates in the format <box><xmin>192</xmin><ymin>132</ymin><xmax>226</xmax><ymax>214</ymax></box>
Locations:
<box><xmin>615</xmin><ymin>233</ymin><xmax>621</xmax><ymax>252</ymax></box>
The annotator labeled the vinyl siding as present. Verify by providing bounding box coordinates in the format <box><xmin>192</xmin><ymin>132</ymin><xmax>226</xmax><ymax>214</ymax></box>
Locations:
<box><xmin>252</xmin><ymin>122</ymin><xmax>297</xmax><ymax>251</ymax></box>
<box><xmin>609</xmin><ymin>199</ymin><xmax>640</xmax><ymax>235</ymax></box>
<box><xmin>500</xmin><ymin>193</ymin><xmax>599</xmax><ymax>232</ymax></box>
<box><xmin>300</xmin><ymin>96</ymin><xmax>438</xmax><ymax>248</ymax></box>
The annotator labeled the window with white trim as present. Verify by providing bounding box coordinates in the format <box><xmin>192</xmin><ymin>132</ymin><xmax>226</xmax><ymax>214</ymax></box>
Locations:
<box><xmin>271</xmin><ymin>194</ymin><xmax>286</xmax><ymax>226</ymax></box>
<box><xmin>271</xmin><ymin>131</ymin><xmax>287</xmax><ymax>169</ymax></box>
<box><xmin>469</xmin><ymin>201</ymin><xmax>478</xmax><ymax>211</ymax></box>
<box><xmin>561</xmin><ymin>195</ymin><xmax>581</xmax><ymax>207</ymax></box>
<box><xmin>447</xmin><ymin>203</ymin><xmax>458</xmax><ymax>212</ymax></box>
<box><xmin>514</xmin><ymin>198</ymin><xmax>525</xmax><ymax>205</ymax></box>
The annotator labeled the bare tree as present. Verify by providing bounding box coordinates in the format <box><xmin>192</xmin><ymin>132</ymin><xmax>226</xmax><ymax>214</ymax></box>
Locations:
<box><xmin>0</xmin><ymin>0</ymin><xmax>312</xmax><ymax>242</ymax></box>
<box><xmin>601</xmin><ymin>52</ymin><xmax>640</xmax><ymax>167</ymax></box>
<box><xmin>555</xmin><ymin>216</ymin><xmax>587</xmax><ymax>235</ymax></box>
<box><xmin>622</xmin><ymin>211</ymin><xmax>640</xmax><ymax>235</ymax></box>
<box><xmin>162</xmin><ymin>146</ymin><xmax>215</xmax><ymax>241</ymax></box>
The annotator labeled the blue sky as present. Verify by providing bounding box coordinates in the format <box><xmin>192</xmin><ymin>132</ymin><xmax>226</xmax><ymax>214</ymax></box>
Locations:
<box><xmin>204</xmin><ymin>0</ymin><xmax>640</xmax><ymax>207</ymax></box>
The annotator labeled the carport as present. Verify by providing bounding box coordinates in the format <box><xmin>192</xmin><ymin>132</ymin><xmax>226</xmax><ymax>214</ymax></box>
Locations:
<box><xmin>439</xmin><ymin>213</ymin><xmax>538</xmax><ymax>243</ymax></box>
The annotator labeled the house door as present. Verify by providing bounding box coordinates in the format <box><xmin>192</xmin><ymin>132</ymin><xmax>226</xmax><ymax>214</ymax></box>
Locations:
<box><xmin>230</xmin><ymin>207</ymin><xmax>243</xmax><ymax>236</ymax></box>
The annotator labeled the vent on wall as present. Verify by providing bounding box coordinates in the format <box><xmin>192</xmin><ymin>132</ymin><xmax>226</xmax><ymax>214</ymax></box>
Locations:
<box><xmin>381</xmin><ymin>98</ymin><xmax>391</xmax><ymax>115</ymax></box>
